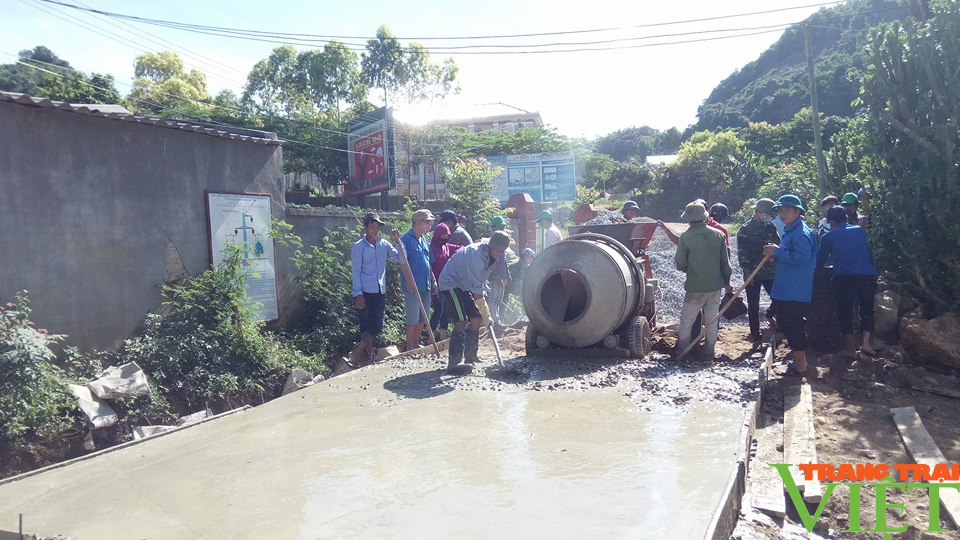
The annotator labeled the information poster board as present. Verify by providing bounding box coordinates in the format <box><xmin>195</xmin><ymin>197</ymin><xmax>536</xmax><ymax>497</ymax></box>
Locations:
<box><xmin>205</xmin><ymin>192</ymin><xmax>278</xmax><ymax>321</ymax></box>
<box><xmin>488</xmin><ymin>151</ymin><xmax>576</xmax><ymax>203</ymax></box>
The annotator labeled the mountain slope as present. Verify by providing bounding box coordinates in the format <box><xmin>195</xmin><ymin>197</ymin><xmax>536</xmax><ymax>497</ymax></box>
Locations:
<box><xmin>690</xmin><ymin>0</ymin><xmax>910</xmax><ymax>133</ymax></box>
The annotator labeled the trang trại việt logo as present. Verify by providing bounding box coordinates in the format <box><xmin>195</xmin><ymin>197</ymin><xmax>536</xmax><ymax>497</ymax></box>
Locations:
<box><xmin>771</xmin><ymin>463</ymin><xmax>960</xmax><ymax>537</ymax></box>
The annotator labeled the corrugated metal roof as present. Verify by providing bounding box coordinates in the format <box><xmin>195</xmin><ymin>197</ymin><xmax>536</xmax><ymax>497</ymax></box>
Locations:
<box><xmin>1</xmin><ymin>91</ymin><xmax>280</xmax><ymax>145</ymax></box>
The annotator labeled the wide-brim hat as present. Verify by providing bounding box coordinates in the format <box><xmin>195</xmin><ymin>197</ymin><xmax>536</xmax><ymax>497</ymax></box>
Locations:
<box><xmin>488</xmin><ymin>230</ymin><xmax>512</xmax><ymax>252</ymax></box>
<box><xmin>363</xmin><ymin>212</ymin><xmax>386</xmax><ymax>226</ymax></box>
<box><xmin>412</xmin><ymin>209</ymin><xmax>435</xmax><ymax>223</ymax></box>
<box><xmin>362</xmin><ymin>212</ymin><xmax>385</xmax><ymax>225</ymax></box>
<box><xmin>772</xmin><ymin>194</ymin><xmax>806</xmax><ymax>215</ymax></box>
<box><xmin>680</xmin><ymin>202</ymin><xmax>709</xmax><ymax>222</ymax></box>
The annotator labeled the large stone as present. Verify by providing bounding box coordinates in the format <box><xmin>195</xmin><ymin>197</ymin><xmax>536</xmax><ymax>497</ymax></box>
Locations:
<box><xmin>899</xmin><ymin>312</ymin><xmax>960</xmax><ymax>372</ymax></box>
<box><xmin>873</xmin><ymin>292</ymin><xmax>900</xmax><ymax>334</ymax></box>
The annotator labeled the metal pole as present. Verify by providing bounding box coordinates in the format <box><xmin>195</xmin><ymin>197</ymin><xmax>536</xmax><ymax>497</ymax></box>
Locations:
<box><xmin>804</xmin><ymin>24</ymin><xmax>828</xmax><ymax>195</ymax></box>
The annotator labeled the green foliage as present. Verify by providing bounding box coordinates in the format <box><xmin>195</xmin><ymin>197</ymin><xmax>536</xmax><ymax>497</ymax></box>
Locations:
<box><xmin>360</xmin><ymin>25</ymin><xmax>460</xmax><ymax>107</ymax></box>
<box><xmin>852</xmin><ymin>1</ymin><xmax>960</xmax><ymax>311</ymax></box>
<box><xmin>290</xmin><ymin>225</ymin><xmax>405</xmax><ymax>359</ymax></box>
<box><xmin>594</xmin><ymin>126</ymin><xmax>681</xmax><ymax>161</ymax></box>
<box><xmin>576</xmin><ymin>150</ymin><xmax>615</xmax><ymax>192</ymax></box>
<box><xmin>0</xmin><ymin>46</ymin><xmax>121</xmax><ymax>104</ymax></box>
<box><xmin>608</xmin><ymin>157</ymin><xmax>655</xmax><ymax>196</ymax></box>
<box><xmin>0</xmin><ymin>293</ymin><xmax>81</xmax><ymax>449</ymax></box>
<box><xmin>127</xmin><ymin>51</ymin><xmax>210</xmax><ymax>117</ymax></box>
<box><xmin>119</xmin><ymin>247</ymin><xmax>324</xmax><ymax>412</ymax></box>
<box><xmin>574</xmin><ymin>184</ymin><xmax>602</xmax><ymax>207</ymax></box>
<box><xmin>442</xmin><ymin>158</ymin><xmax>503</xmax><ymax>239</ymax></box>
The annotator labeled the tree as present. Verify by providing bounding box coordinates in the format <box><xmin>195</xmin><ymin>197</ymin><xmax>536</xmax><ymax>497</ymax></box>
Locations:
<box><xmin>853</xmin><ymin>0</ymin><xmax>960</xmax><ymax>311</ymax></box>
<box><xmin>127</xmin><ymin>51</ymin><xmax>210</xmax><ymax>117</ymax></box>
<box><xmin>242</xmin><ymin>45</ymin><xmax>311</xmax><ymax>117</ymax></box>
<box><xmin>300</xmin><ymin>42</ymin><xmax>367</xmax><ymax>125</ymax></box>
<box><xmin>442</xmin><ymin>158</ymin><xmax>502</xmax><ymax>239</ymax></box>
<box><xmin>360</xmin><ymin>25</ymin><xmax>459</xmax><ymax>107</ymax></box>
<box><xmin>608</xmin><ymin>157</ymin><xmax>655</xmax><ymax>196</ymax></box>
<box><xmin>0</xmin><ymin>46</ymin><xmax>120</xmax><ymax>104</ymax></box>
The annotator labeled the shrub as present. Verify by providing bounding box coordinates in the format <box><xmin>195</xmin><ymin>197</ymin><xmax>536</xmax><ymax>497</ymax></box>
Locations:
<box><xmin>0</xmin><ymin>292</ymin><xmax>84</xmax><ymax>453</ymax></box>
<box><xmin>118</xmin><ymin>247</ymin><xmax>325</xmax><ymax>413</ymax></box>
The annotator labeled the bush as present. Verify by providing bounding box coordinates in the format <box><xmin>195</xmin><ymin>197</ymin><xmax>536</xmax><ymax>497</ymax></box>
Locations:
<box><xmin>0</xmin><ymin>292</ymin><xmax>84</xmax><ymax>455</ymax></box>
<box><xmin>118</xmin><ymin>247</ymin><xmax>325</xmax><ymax>413</ymax></box>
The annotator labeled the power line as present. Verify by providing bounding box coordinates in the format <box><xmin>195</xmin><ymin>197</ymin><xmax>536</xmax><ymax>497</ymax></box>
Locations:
<box><xmin>34</xmin><ymin>0</ymin><xmax>847</xmax><ymax>41</ymax></box>
<box><xmin>21</xmin><ymin>0</ymin><xmax>247</xmax><ymax>90</ymax></box>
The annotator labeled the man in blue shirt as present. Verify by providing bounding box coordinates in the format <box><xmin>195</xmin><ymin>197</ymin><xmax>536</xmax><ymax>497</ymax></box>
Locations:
<box><xmin>349</xmin><ymin>212</ymin><xmax>415</xmax><ymax>366</ymax></box>
<box><xmin>400</xmin><ymin>209</ymin><xmax>438</xmax><ymax>351</ymax></box>
<box><xmin>763</xmin><ymin>194</ymin><xmax>817</xmax><ymax>375</ymax></box>
<box><xmin>438</xmin><ymin>231</ymin><xmax>511</xmax><ymax>373</ymax></box>
<box><xmin>817</xmin><ymin>206</ymin><xmax>878</xmax><ymax>358</ymax></box>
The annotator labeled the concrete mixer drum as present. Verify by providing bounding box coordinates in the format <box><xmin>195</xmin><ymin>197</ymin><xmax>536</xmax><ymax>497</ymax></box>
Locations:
<box><xmin>522</xmin><ymin>226</ymin><xmax>657</xmax><ymax>358</ymax></box>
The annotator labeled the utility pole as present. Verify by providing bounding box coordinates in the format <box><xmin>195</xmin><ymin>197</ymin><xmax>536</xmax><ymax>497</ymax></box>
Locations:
<box><xmin>804</xmin><ymin>24</ymin><xmax>828</xmax><ymax>195</ymax></box>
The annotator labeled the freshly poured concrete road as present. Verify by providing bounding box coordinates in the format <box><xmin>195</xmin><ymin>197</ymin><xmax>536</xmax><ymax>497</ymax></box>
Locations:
<box><xmin>0</xmin><ymin>355</ymin><xmax>748</xmax><ymax>539</ymax></box>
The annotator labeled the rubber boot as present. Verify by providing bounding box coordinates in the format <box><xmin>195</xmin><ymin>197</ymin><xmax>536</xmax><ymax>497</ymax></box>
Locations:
<box><xmin>464</xmin><ymin>329</ymin><xmax>480</xmax><ymax>364</ymax></box>
<box><xmin>447</xmin><ymin>331</ymin><xmax>465</xmax><ymax>372</ymax></box>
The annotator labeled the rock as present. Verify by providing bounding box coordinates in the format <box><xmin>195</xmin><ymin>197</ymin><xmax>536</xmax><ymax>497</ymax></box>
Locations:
<box><xmin>900</xmin><ymin>312</ymin><xmax>960</xmax><ymax>372</ymax></box>
<box><xmin>377</xmin><ymin>346</ymin><xmax>401</xmax><ymax>360</ymax></box>
<box><xmin>874</xmin><ymin>292</ymin><xmax>900</xmax><ymax>334</ymax></box>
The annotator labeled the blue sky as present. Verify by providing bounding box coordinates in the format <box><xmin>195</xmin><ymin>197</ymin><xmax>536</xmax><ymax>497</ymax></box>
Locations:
<box><xmin>0</xmin><ymin>0</ymin><xmax>842</xmax><ymax>137</ymax></box>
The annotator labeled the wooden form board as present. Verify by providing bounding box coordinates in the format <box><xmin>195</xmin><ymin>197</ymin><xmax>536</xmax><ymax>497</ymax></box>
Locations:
<box><xmin>784</xmin><ymin>381</ymin><xmax>822</xmax><ymax>503</ymax></box>
<box><xmin>747</xmin><ymin>344</ymin><xmax>787</xmax><ymax>518</ymax></box>
<box><xmin>890</xmin><ymin>406</ymin><xmax>960</xmax><ymax>527</ymax></box>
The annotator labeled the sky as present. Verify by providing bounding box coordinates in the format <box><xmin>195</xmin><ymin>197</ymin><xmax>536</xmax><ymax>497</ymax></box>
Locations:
<box><xmin>0</xmin><ymin>0</ymin><xmax>845</xmax><ymax>138</ymax></box>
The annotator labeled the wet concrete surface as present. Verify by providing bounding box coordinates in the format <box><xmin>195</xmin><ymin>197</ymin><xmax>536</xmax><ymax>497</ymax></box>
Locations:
<box><xmin>0</xmin><ymin>350</ymin><xmax>757</xmax><ymax>540</ymax></box>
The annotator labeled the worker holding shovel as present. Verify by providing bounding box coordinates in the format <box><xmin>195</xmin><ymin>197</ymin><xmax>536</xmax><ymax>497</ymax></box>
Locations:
<box><xmin>674</xmin><ymin>201</ymin><xmax>732</xmax><ymax>359</ymax></box>
<box><xmin>437</xmin><ymin>231</ymin><xmax>511</xmax><ymax>374</ymax></box>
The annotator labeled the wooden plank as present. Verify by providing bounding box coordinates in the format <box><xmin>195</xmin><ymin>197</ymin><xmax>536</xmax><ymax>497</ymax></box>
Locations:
<box><xmin>750</xmin><ymin>419</ymin><xmax>787</xmax><ymax>517</ymax></box>
<box><xmin>890</xmin><ymin>406</ymin><xmax>960</xmax><ymax>527</ymax></box>
<box><xmin>784</xmin><ymin>381</ymin><xmax>822</xmax><ymax>502</ymax></box>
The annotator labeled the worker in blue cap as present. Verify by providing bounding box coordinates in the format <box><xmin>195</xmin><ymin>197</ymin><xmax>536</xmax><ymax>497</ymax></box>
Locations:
<box><xmin>763</xmin><ymin>194</ymin><xmax>817</xmax><ymax>376</ymax></box>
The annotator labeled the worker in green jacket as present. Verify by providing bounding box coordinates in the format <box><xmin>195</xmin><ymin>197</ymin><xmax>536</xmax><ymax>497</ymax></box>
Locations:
<box><xmin>675</xmin><ymin>201</ymin><xmax>733</xmax><ymax>358</ymax></box>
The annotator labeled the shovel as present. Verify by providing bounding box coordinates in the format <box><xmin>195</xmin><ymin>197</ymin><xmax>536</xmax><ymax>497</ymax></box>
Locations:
<box><xmin>676</xmin><ymin>254</ymin><xmax>772</xmax><ymax>361</ymax></box>
<box><xmin>488</xmin><ymin>323</ymin><xmax>505</xmax><ymax>368</ymax></box>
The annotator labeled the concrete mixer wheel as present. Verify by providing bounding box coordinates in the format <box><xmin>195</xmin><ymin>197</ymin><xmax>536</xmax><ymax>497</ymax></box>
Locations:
<box><xmin>627</xmin><ymin>316</ymin><xmax>651</xmax><ymax>358</ymax></box>
<box><xmin>525</xmin><ymin>324</ymin><xmax>539</xmax><ymax>356</ymax></box>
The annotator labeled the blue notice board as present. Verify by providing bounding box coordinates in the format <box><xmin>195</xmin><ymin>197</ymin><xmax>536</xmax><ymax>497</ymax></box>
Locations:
<box><xmin>487</xmin><ymin>151</ymin><xmax>576</xmax><ymax>203</ymax></box>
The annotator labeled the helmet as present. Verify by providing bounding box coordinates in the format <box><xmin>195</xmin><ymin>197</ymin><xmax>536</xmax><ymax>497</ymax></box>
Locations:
<box><xmin>771</xmin><ymin>194</ymin><xmax>806</xmax><ymax>215</ymax></box>
<box><xmin>537</xmin><ymin>210</ymin><xmax>553</xmax><ymax>221</ymax></box>
<box><xmin>755</xmin><ymin>198</ymin><xmax>776</xmax><ymax>214</ymax></box>
<box><xmin>840</xmin><ymin>192</ymin><xmax>859</xmax><ymax>205</ymax></box>
<box><xmin>490</xmin><ymin>215</ymin><xmax>507</xmax><ymax>227</ymax></box>
<box><xmin>709</xmin><ymin>203</ymin><xmax>729</xmax><ymax>222</ymax></box>
<box><xmin>621</xmin><ymin>200</ymin><xmax>640</xmax><ymax>212</ymax></box>
<box><xmin>438</xmin><ymin>209</ymin><xmax>458</xmax><ymax>223</ymax></box>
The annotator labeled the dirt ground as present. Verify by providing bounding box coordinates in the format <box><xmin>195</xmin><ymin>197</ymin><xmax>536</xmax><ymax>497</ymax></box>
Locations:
<box><xmin>476</xmin><ymin>320</ymin><xmax>960</xmax><ymax>539</ymax></box>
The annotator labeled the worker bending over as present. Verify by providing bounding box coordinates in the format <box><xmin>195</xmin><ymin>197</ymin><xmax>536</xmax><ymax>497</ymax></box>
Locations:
<box><xmin>438</xmin><ymin>231</ymin><xmax>511</xmax><ymax>373</ymax></box>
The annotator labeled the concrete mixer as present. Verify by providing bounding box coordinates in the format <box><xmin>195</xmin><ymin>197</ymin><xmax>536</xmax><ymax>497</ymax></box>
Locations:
<box><xmin>522</xmin><ymin>221</ymin><xmax>659</xmax><ymax>357</ymax></box>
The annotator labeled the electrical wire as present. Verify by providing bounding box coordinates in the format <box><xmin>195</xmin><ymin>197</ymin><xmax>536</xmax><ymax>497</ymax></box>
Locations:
<box><xmin>33</xmin><ymin>0</ymin><xmax>847</xmax><ymax>41</ymax></box>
